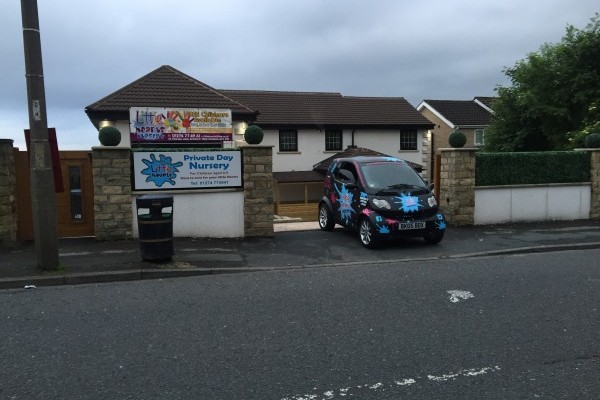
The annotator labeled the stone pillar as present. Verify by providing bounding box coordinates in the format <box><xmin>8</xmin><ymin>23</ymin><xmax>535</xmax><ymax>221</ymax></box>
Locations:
<box><xmin>0</xmin><ymin>140</ymin><xmax>17</xmax><ymax>247</ymax></box>
<box><xmin>439</xmin><ymin>148</ymin><xmax>476</xmax><ymax>226</ymax></box>
<box><xmin>92</xmin><ymin>147</ymin><xmax>133</xmax><ymax>240</ymax></box>
<box><xmin>589</xmin><ymin>150</ymin><xmax>600</xmax><ymax>219</ymax></box>
<box><xmin>242</xmin><ymin>146</ymin><xmax>274</xmax><ymax>237</ymax></box>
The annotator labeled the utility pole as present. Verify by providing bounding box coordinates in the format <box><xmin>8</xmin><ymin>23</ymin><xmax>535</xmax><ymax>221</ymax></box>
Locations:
<box><xmin>21</xmin><ymin>0</ymin><xmax>59</xmax><ymax>270</ymax></box>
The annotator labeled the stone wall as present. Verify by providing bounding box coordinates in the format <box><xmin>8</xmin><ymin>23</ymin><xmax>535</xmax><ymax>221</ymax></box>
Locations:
<box><xmin>0</xmin><ymin>140</ymin><xmax>17</xmax><ymax>247</ymax></box>
<box><xmin>242</xmin><ymin>146</ymin><xmax>274</xmax><ymax>237</ymax></box>
<box><xmin>92</xmin><ymin>147</ymin><xmax>133</xmax><ymax>240</ymax></box>
<box><xmin>439</xmin><ymin>148</ymin><xmax>476</xmax><ymax>226</ymax></box>
<box><xmin>589</xmin><ymin>150</ymin><xmax>600</xmax><ymax>219</ymax></box>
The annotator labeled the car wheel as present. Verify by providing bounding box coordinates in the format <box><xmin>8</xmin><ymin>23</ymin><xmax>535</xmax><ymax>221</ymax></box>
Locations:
<box><xmin>423</xmin><ymin>230</ymin><xmax>444</xmax><ymax>244</ymax></box>
<box><xmin>359</xmin><ymin>218</ymin><xmax>377</xmax><ymax>248</ymax></box>
<box><xmin>318</xmin><ymin>203</ymin><xmax>334</xmax><ymax>231</ymax></box>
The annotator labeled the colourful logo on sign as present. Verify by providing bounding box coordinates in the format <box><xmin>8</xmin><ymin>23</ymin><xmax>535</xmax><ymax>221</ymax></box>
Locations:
<box><xmin>140</xmin><ymin>154</ymin><xmax>183</xmax><ymax>187</ymax></box>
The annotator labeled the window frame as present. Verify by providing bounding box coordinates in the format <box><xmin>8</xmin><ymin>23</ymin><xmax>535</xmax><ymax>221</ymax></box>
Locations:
<box><xmin>278</xmin><ymin>129</ymin><xmax>298</xmax><ymax>152</ymax></box>
<box><xmin>325</xmin><ymin>129</ymin><xmax>343</xmax><ymax>151</ymax></box>
<box><xmin>475</xmin><ymin>129</ymin><xmax>485</xmax><ymax>146</ymax></box>
<box><xmin>400</xmin><ymin>129</ymin><xmax>418</xmax><ymax>151</ymax></box>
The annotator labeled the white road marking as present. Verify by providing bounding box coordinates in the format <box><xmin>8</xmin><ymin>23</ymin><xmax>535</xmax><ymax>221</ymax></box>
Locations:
<box><xmin>280</xmin><ymin>365</ymin><xmax>500</xmax><ymax>399</ymax></box>
<box><xmin>448</xmin><ymin>290</ymin><xmax>474</xmax><ymax>303</ymax></box>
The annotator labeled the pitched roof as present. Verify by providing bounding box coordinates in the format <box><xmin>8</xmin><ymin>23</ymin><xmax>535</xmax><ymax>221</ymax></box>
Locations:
<box><xmin>312</xmin><ymin>146</ymin><xmax>422</xmax><ymax>174</ymax></box>
<box><xmin>273</xmin><ymin>170</ymin><xmax>325</xmax><ymax>183</ymax></box>
<box><xmin>221</xmin><ymin>90</ymin><xmax>434</xmax><ymax>129</ymax></box>
<box><xmin>419</xmin><ymin>99</ymin><xmax>493</xmax><ymax>127</ymax></box>
<box><xmin>85</xmin><ymin>65</ymin><xmax>256</xmax><ymax>118</ymax></box>
<box><xmin>474</xmin><ymin>96</ymin><xmax>495</xmax><ymax>110</ymax></box>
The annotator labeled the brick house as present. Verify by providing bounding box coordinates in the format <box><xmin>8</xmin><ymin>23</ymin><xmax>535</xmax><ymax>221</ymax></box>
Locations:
<box><xmin>417</xmin><ymin>97</ymin><xmax>494</xmax><ymax>178</ymax></box>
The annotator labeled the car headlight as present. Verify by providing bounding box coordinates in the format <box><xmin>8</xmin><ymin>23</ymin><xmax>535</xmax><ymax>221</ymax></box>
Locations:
<box><xmin>428</xmin><ymin>196</ymin><xmax>437</xmax><ymax>207</ymax></box>
<box><xmin>372</xmin><ymin>198</ymin><xmax>391</xmax><ymax>209</ymax></box>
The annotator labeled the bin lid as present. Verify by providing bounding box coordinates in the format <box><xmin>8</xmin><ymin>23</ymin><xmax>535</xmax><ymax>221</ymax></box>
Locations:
<box><xmin>136</xmin><ymin>194</ymin><xmax>174</xmax><ymax>207</ymax></box>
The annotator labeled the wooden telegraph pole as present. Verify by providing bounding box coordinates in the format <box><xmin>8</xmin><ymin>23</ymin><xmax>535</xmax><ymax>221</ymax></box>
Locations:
<box><xmin>21</xmin><ymin>0</ymin><xmax>59</xmax><ymax>270</ymax></box>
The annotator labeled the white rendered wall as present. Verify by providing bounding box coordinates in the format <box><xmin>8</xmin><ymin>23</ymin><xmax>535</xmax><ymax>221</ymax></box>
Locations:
<box><xmin>132</xmin><ymin>191</ymin><xmax>244</xmax><ymax>238</ymax></box>
<box><xmin>474</xmin><ymin>184</ymin><xmax>591</xmax><ymax>225</ymax></box>
<box><xmin>263</xmin><ymin>128</ymin><xmax>426</xmax><ymax>172</ymax></box>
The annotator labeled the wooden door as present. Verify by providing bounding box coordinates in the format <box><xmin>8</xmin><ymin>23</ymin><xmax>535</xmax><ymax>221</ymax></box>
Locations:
<box><xmin>16</xmin><ymin>151</ymin><xmax>94</xmax><ymax>240</ymax></box>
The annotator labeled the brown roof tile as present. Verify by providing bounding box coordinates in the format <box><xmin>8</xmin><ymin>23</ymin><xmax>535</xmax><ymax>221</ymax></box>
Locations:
<box><xmin>222</xmin><ymin>90</ymin><xmax>434</xmax><ymax>129</ymax></box>
<box><xmin>85</xmin><ymin>65</ymin><xmax>256</xmax><ymax>117</ymax></box>
<box><xmin>422</xmin><ymin>99</ymin><xmax>493</xmax><ymax>126</ymax></box>
<box><xmin>312</xmin><ymin>146</ymin><xmax>422</xmax><ymax>174</ymax></box>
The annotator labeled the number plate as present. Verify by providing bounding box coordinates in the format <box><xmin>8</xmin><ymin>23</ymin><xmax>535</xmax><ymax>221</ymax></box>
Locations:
<box><xmin>399</xmin><ymin>221</ymin><xmax>426</xmax><ymax>230</ymax></box>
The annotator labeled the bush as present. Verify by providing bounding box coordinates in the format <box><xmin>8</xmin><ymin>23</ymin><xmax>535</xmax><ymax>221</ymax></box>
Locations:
<box><xmin>584</xmin><ymin>133</ymin><xmax>600</xmax><ymax>148</ymax></box>
<box><xmin>98</xmin><ymin>126</ymin><xmax>121</xmax><ymax>146</ymax></box>
<box><xmin>244</xmin><ymin>125</ymin><xmax>264</xmax><ymax>145</ymax></box>
<box><xmin>476</xmin><ymin>151</ymin><xmax>590</xmax><ymax>186</ymax></box>
<box><xmin>448</xmin><ymin>131</ymin><xmax>466</xmax><ymax>148</ymax></box>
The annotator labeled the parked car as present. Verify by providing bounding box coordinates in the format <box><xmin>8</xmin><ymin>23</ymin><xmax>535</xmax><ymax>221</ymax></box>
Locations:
<box><xmin>318</xmin><ymin>156</ymin><xmax>446</xmax><ymax>248</ymax></box>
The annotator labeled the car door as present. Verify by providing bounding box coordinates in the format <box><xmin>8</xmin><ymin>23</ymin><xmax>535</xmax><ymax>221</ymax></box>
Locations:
<box><xmin>331</xmin><ymin>162</ymin><xmax>360</xmax><ymax>227</ymax></box>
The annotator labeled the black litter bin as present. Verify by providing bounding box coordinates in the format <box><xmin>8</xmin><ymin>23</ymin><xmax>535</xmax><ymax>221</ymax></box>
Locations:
<box><xmin>136</xmin><ymin>194</ymin><xmax>173</xmax><ymax>261</ymax></box>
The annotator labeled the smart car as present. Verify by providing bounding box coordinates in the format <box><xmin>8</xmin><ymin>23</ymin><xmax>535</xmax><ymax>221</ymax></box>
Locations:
<box><xmin>318</xmin><ymin>156</ymin><xmax>446</xmax><ymax>248</ymax></box>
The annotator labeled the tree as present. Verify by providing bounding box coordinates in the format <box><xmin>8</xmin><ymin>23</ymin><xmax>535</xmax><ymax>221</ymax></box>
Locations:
<box><xmin>485</xmin><ymin>14</ymin><xmax>600</xmax><ymax>151</ymax></box>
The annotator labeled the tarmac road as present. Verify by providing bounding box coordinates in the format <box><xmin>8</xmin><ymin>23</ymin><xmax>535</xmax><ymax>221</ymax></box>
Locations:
<box><xmin>1</xmin><ymin>249</ymin><xmax>599</xmax><ymax>399</ymax></box>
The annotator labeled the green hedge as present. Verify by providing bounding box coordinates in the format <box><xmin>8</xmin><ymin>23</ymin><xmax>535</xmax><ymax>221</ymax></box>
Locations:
<box><xmin>475</xmin><ymin>151</ymin><xmax>591</xmax><ymax>186</ymax></box>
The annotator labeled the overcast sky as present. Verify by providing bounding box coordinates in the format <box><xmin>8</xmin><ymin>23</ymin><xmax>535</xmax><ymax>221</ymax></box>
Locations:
<box><xmin>2</xmin><ymin>1</ymin><xmax>598</xmax><ymax>150</ymax></box>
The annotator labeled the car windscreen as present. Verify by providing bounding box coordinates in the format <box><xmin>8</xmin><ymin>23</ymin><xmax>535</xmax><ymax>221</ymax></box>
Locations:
<box><xmin>360</xmin><ymin>162</ymin><xmax>428</xmax><ymax>194</ymax></box>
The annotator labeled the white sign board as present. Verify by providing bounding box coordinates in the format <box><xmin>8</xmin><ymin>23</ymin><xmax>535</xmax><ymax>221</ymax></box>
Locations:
<box><xmin>132</xmin><ymin>150</ymin><xmax>242</xmax><ymax>190</ymax></box>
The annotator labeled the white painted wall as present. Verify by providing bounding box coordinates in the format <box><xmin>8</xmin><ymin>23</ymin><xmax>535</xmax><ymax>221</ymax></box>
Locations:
<box><xmin>262</xmin><ymin>128</ymin><xmax>426</xmax><ymax>172</ymax></box>
<box><xmin>474</xmin><ymin>184</ymin><xmax>591</xmax><ymax>225</ymax></box>
<box><xmin>131</xmin><ymin>190</ymin><xmax>244</xmax><ymax>238</ymax></box>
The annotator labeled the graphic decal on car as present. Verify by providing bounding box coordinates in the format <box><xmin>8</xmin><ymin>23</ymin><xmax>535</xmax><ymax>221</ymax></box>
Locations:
<box><xmin>374</xmin><ymin>215</ymin><xmax>390</xmax><ymax>234</ymax></box>
<box><xmin>360</xmin><ymin>192</ymin><xmax>368</xmax><ymax>206</ymax></box>
<box><xmin>436</xmin><ymin>213</ymin><xmax>447</xmax><ymax>230</ymax></box>
<box><xmin>395</xmin><ymin>193</ymin><xmax>422</xmax><ymax>213</ymax></box>
<box><xmin>335</xmin><ymin>184</ymin><xmax>355</xmax><ymax>222</ymax></box>
<box><xmin>376</xmin><ymin>224</ymin><xmax>390</xmax><ymax>234</ymax></box>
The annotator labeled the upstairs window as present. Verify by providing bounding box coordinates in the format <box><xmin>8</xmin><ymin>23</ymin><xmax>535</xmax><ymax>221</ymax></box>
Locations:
<box><xmin>325</xmin><ymin>129</ymin><xmax>343</xmax><ymax>151</ymax></box>
<box><xmin>279</xmin><ymin>130</ymin><xmax>298</xmax><ymax>152</ymax></box>
<box><xmin>400</xmin><ymin>130</ymin><xmax>418</xmax><ymax>150</ymax></box>
<box><xmin>475</xmin><ymin>129</ymin><xmax>486</xmax><ymax>146</ymax></box>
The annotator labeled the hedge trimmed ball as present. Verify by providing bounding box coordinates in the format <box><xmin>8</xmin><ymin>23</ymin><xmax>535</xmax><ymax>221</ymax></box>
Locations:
<box><xmin>584</xmin><ymin>133</ymin><xmax>600</xmax><ymax>148</ymax></box>
<box><xmin>98</xmin><ymin>126</ymin><xmax>121</xmax><ymax>146</ymax></box>
<box><xmin>448</xmin><ymin>130</ymin><xmax>467</xmax><ymax>148</ymax></box>
<box><xmin>244</xmin><ymin>124</ymin><xmax>264</xmax><ymax>145</ymax></box>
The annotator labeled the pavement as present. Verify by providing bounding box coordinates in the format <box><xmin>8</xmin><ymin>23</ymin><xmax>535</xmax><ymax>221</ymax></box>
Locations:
<box><xmin>2</xmin><ymin>219</ymin><xmax>600</xmax><ymax>290</ymax></box>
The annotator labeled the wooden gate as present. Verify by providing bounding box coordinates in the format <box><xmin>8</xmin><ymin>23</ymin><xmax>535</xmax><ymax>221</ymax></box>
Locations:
<box><xmin>15</xmin><ymin>151</ymin><xmax>95</xmax><ymax>240</ymax></box>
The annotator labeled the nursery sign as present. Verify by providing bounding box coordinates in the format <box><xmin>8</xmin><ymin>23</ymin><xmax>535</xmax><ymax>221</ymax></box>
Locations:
<box><xmin>129</xmin><ymin>107</ymin><xmax>233</xmax><ymax>144</ymax></box>
<box><xmin>132</xmin><ymin>150</ymin><xmax>242</xmax><ymax>190</ymax></box>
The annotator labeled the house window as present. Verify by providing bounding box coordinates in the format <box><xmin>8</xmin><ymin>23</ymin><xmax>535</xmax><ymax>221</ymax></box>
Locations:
<box><xmin>325</xmin><ymin>129</ymin><xmax>343</xmax><ymax>151</ymax></box>
<box><xmin>475</xmin><ymin>129</ymin><xmax>485</xmax><ymax>146</ymax></box>
<box><xmin>400</xmin><ymin>130</ymin><xmax>418</xmax><ymax>150</ymax></box>
<box><xmin>279</xmin><ymin>130</ymin><xmax>298</xmax><ymax>152</ymax></box>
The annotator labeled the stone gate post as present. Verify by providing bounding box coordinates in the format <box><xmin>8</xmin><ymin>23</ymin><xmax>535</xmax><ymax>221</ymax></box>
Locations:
<box><xmin>439</xmin><ymin>148</ymin><xmax>476</xmax><ymax>226</ymax></box>
<box><xmin>0</xmin><ymin>139</ymin><xmax>17</xmax><ymax>246</ymax></box>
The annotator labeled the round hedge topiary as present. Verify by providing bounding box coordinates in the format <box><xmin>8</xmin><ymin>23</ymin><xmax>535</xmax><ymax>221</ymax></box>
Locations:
<box><xmin>98</xmin><ymin>126</ymin><xmax>121</xmax><ymax>146</ymax></box>
<box><xmin>448</xmin><ymin>130</ymin><xmax>467</xmax><ymax>148</ymax></box>
<box><xmin>244</xmin><ymin>124</ymin><xmax>264</xmax><ymax>145</ymax></box>
<box><xmin>584</xmin><ymin>133</ymin><xmax>600</xmax><ymax>148</ymax></box>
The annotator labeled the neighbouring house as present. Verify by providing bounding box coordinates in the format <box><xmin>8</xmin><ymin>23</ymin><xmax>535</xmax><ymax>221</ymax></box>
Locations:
<box><xmin>417</xmin><ymin>97</ymin><xmax>494</xmax><ymax>179</ymax></box>
<box><xmin>85</xmin><ymin>65</ymin><xmax>434</xmax><ymax>221</ymax></box>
